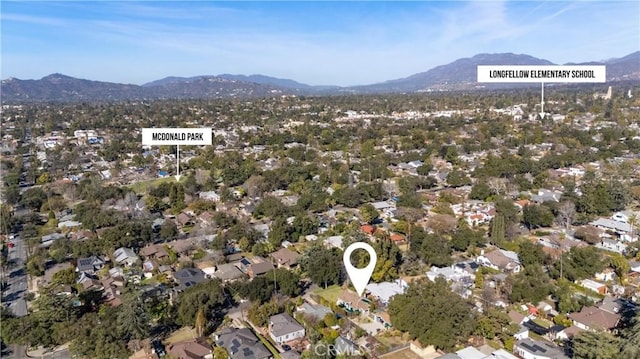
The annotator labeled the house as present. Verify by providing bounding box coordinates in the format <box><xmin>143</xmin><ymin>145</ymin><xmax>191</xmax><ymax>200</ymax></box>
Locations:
<box><xmin>168</xmin><ymin>239</ymin><xmax>196</xmax><ymax>256</ymax></box>
<box><xmin>270</xmin><ymin>248</ymin><xmax>301</xmax><ymax>269</ymax></box>
<box><xmin>555</xmin><ymin>325</ymin><xmax>583</xmax><ymax>341</ymax></box>
<box><xmin>76</xmin><ymin>255</ymin><xmax>107</xmax><ymax>273</ymax></box>
<box><xmin>177</xmin><ymin>213</ymin><xmax>194</xmax><ymax>227</ymax></box>
<box><xmin>337</xmin><ymin>289</ymin><xmax>370</xmax><ymax>314</ymax></box>
<box><xmin>152</xmin><ymin>218</ymin><xmax>165</xmax><ymax>231</ymax></box>
<box><xmin>508</xmin><ymin>310</ymin><xmax>527</xmax><ymax>325</ymax></box>
<box><xmin>597</xmin><ymin>296</ymin><xmax>624</xmax><ymax>315</ymax></box>
<box><xmin>173</xmin><ymin>268</ymin><xmax>208</xmax><ymax>292</ymax></box>
<box><xmin>365</xmin><ymin>280</ymin><xmax>406</xmax><ymax>305</ymax></box>
<box><xmin>199</xmin><ymin>191</ymin><xmax>220</xmax><ymax>202</ymax></box>
<box><xmin>41</xmin><ymin>233</ymin><xmax>65</xmax><ymax>248</ymax></box>
<box><xmin>455</xmin><ymin>346</ymin><xmax>486</xmax><ymax>359</ymax></box>
<box><xmin>371</xmin><ymin>201</ymin><xmax>393</xmax><ymax>211</ymax></box>
<box><xmin>590</xmin><ymin>218</ymin><xmax>632</xmax><ymax>235</ymax></box>
<box><xmin>268</xmin><ymin>313</ymin><xmax>305</xmax><ymax>344</ymax></box>
<box><xmin>568</xmin><ymin>306</ymin><xmax>621</xmax><ymax>331</ymax></box>
<box><xmin>476</xmin><ymin>249</ymin><xmax>521</xmax><ymax>273</ymax></box>
<box><xmin>166</xmin><ymin>338</ymin><xmax>213</xmax><ymax>359</ymax></box>
<box><xmin>578</xmin><ymin>279</ymin><xmax>608</xmax><ymax>294</ymax></box>
<box><xmin>323</xmin><ymin>235</ymin><xmax>344</xmax><ymax>249</ymax></box>
<box><xmin>389</xmin><ymin>233</ymin><xmax>405</xmax><ymax>243</ymax></box>
<box><xmin>248</xmin><ymin>261</ymin><xmax>275</xmax><ymax>278</ymax></box>
<box><xmin>139</xmin><ymin>244</ymin><xmax>169</xmax><ymax>260</ymax></box>
<box><xmin>531</xmin><ymin>189</ymin><xmax>562</xmax><ymax>203</ymax></box>
<box><xmin>213</xmin><ymin>263</ymin><xmax>246</xmax><ymax>282</ymax></box>
<box><xmin>215</xmin><ymin>327</ymin><xmax>272</xmax><ymax>359</ymax></box>
<box><xmin>611</xmin><ymin>210</ymin><xmax>638</xmax><ymax>224</ymax></box>
<box><xmin>427</xmin><ymin>265</ymin><xmax>474</xmax><ymax>285</ymax></box>
<box><xmin>114</xmin><ymin>247</ymin><xmax>139</xmax><ymax>267</ymax></box>
<box><xmin>77</xmin><ymin>272</ymin><xmax>103</xmax><ymax>291</ymax></box>
<box><xmin>596</xmin><ymin>237</ymin><xmax>628</xmax><ymax>254</ymax></box>
<box><xmin>198</xmin><ymin>211</ymin><xmax>215</xmax><ymax>226</ymax></box>
<box><xmin>361</xmin><ymin>224</ymin><xmax>375</xmax><ymax>235</ymax></box>
<box><xmin>297</xmin><ymin>302</ymin><xmax>333</xmax><ymax>321</ymax></box>
<box><xmin>595</xmin><ymin>268</ymin><xmax>616</xmax><ymax>282</ymax></box>
<box><xmin>513</xmin><ymin>338</ymin><xmax>569</xmax><ymax>359</ymax></box>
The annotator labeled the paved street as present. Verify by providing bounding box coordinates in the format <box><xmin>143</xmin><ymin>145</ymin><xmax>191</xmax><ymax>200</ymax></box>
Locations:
<box><xmin>5</xmin><ymin>233</ymin><xmax>29</xmax><ymax>318</ymax></box>
<box><xmin>2</xmin><ymin>128</ymin><xmax>34</xmax><ymax>359</ymax></box>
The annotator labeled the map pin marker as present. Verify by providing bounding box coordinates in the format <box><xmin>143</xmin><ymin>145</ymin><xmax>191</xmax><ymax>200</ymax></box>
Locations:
<box><xmin>343</xmin><ymin>242</ymin><xmax>377</xmax><ymax>296</ymax></box>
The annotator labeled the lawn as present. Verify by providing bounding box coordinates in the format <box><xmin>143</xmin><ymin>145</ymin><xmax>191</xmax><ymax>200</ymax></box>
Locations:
<box><xmin>314</xmin><ymin>285</ymin><xmax>343</xmax><ymax>304</ymax></box>
<box><xmin>127</xmin><ymin>176</ymin><xmax>184</xmax><ymax>194</ymax></box>
<box><xmin>163</xmin><ymin>326</ymin><xmax>196</xmax><ymax>345</ymax></box>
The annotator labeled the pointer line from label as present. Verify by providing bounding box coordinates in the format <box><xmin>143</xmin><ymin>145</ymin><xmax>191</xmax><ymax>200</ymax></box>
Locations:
<box><xmin>540</xmin><ymin>82</ymin><xmax>545</xmax><ymax>119</ymax></box>
<box><xmin>175</xmin><ymin>145</ymin><xmax>181</xmax><ymax>181</ymax></box>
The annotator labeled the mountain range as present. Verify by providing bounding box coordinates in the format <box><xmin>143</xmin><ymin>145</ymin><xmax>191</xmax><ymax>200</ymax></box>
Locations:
<box><xmin>2</xmin><ymin>52</ymin><xmax>639</xmax><ymax>102</ymax></box>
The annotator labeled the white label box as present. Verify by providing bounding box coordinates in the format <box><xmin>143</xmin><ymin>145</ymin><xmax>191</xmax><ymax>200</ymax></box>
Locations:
<box><xmin>477</xmin><ymin>65</ymin><xmax>606</xmax><ymax>83</ymax></box>
<box><xmin>142</xmin><ymin>128</ymin><xmax>212</xmax><ymax>146</ymax></box>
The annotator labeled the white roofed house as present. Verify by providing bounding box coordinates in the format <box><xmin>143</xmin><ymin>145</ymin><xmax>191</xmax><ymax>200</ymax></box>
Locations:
<box><xmin>268</xmin><ymin>313</ymin><xmax>305</xmax><ymax>344</ymax></box>
<box><xmin>199</xmin><ymin>191</ymin><xmax>220</xmax><ymax>202</ymax></box>
<box><xmin>590</xmin><ymin>218</ymin><xmax>632</xmax><ymax>236</ymax></box>
<box><xmin>365</xmin><ymin>279</ymin><xmax>407</xmax><ymax>306</ymax></box>
<box><xmin>596</xmin><ymin>237</ymin><xmax>628</xmax><ymax>254</ymax></box>
<box><xmin>579</xmin><ymin>279</ymin><xmax>608</xmax><ymax>295</ymax></box>
<box><xmin>323</xmin><ymin>235</ymin><xmax>344</xmax><ymax>250</ymax></box>
<box><xmin>476</xmin><ymin>248</ymin><xmax>521</xmax><ymax>273</ymax></box>
<box><xmin>113</xmin><ymin>247</ymin><xmax>139</xmax><ymax>267</ymax></box>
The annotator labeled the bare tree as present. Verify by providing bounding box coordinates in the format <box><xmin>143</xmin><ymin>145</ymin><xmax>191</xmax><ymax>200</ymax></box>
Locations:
<box><xmin>556</xmin><ymin>201</ymin><xmax>576</xmax><ymax>229</ymax></box>
<box><xmin>124</xmin><ymin>191</ymin><xmax>139</xmax><ymax>217</ymax></box>
<box><xmin>487</xmin><ymin>177</ymin><xmax>507</xmax><ymax>196</ymax></box>
<box><xmin>481</xmin><ymin>286</ymin><xmax>497</xmax><ymax>308</ymax></box>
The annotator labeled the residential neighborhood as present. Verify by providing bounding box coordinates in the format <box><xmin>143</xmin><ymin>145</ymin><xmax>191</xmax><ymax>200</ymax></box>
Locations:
<box><xmin>2</xmin><ymin>71</ymin><xmax>640</xmax><ymax>359</ymax></box>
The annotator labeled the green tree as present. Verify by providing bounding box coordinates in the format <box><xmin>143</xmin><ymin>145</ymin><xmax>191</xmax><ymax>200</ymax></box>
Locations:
<box><xmin>301</xmin><ymin>245</ymin><xmax>342</xmax><ymax>289</ymax></box>
<box><xmin>248</xmin><ymin>299</ymin><xmax>282</xmax><ymax>327</ymax></box>
<box><xmin>517</xmin><ymin>241</ymin><xmax>547</xmax><ymax>268</ymax></box>
<box><xmin>388</xmin><ymin>278</ymin><xmax>475</xmax><ymax>351</ymax></box>
<box><xmin>446</xmin><ymin>169</ymin><xmax>471</xmax><ymax>188</ymax></box>
<box><xmin>359</xmin><ymin>203</ymin><xmax>379</xmax><ymax>224</ymax></box>
<box><xmin>469</xmin><ymin>183</ymin><xmax>492</xmax><ymax>201</ymax></box>
<box><xmin>176</xmin><ymin>279</ymin><xmax>225</xmax><ymax>327</ymax></box>
<box><xmin>117</xmin><ymin>290</ymin><xmax>151</xmax><ymax>342</ymax></box>
<box><xmin>522</xmin><ymin>204</ymin><xmax>554</xmax><ymax>229</ymax></box>
<box><xmin>169</xmin><ymin>183</ymin><xmax>186</xmax><ymax>214</ymax></box>
<box><xmin>372</xmin><ymin>239</ymin><xmax>402</xmax><ymax>282</ymax></box>
<box><xmin>572</xmin><ymin>330</ymin><xmax>621</xmax><ymax>359</ymax></box>
<box><xmin>552</xmin><ymin>246</ymin><xmax>605</xmax><ymax>281</ymax></box>
<box><xmin>507</xmin><ymin>266</ymin><xmax>552</xmax><ymax>304</ymax></box>
<box><xmin>159</xmin><ymin>220</ymin><xmax>178</xmax><ymax>241</ymax></box>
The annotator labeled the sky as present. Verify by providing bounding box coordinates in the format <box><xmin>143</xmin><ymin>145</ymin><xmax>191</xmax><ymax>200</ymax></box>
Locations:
<box><xmin>1</xmin><ymin>1</ymin><xmax>639</xmax><ymax>86</ymax></box>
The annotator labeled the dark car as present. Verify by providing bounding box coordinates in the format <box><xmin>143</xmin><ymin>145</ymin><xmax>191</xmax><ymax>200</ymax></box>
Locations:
<box><xmin>282</xmin><ymin>344</ymin><xmax>291</xmax><ymax>351</ymax></box>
